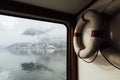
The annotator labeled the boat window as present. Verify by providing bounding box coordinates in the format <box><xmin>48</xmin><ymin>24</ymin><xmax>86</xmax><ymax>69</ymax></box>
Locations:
<box><xmin>0</xmin><ymin>14</ymin><xmax>67</xmax><ymax>80</ymax></box>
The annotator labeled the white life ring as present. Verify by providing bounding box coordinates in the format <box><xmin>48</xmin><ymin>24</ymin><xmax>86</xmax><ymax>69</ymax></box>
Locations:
<box><xmin>73</xmin><ymin>10</ymin><xmax>104</xmax><ymax>58</ymax></box>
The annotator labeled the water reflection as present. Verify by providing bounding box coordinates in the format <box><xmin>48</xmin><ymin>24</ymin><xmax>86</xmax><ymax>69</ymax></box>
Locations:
<box><xmin>21</xmin><ymin>62</ymin><xmax>52</xmax><ymax>72</ymax></box>
<box><xmin>0</xmin><ymin>48</ymin><xmax>66</xmax><ymax>80</ymax></box>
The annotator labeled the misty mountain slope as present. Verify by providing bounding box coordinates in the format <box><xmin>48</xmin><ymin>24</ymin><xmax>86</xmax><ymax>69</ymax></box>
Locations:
<box><xmin>23</xmin><ymin>27</ymin><xmax>53</xmax><ymax>36</ymax></box>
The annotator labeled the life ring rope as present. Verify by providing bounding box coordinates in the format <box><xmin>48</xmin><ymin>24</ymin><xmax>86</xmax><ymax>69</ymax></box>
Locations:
<box><xmin>81</xmin><ymin>51</ymin><xmax>98</xmax><ymax>63</ymax></box>
<box><xmin>102</xmin><ymin>53</ymin><xmax>120</xmax><ymax>70</ymax></box>
<box><xmin>77</xmin><ymin>41</ymin><xmax>100</xmax><ymax>63</ymax></box>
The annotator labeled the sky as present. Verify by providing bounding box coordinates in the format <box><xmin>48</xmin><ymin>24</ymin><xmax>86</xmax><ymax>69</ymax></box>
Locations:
<box><xmin>0</xmin><ymin>14</ymin><xmax>67</xmax><ymax>47</ymax></box>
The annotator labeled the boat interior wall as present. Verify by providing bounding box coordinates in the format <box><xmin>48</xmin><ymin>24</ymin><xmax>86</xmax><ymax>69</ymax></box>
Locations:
<box><xmin>104</xmin><ymin>0</ymin><xmax>120</xmax><ymax>15</ymax></box>
<box><xmin>86</xmin><ymin>0</ymin><xmax>120</xmax><ymax>16</ymax></box>
<box><xmin>79</xmin><ymin>52</ymin><xmax>120</xmax><ymax>80</ymax></box>
<box><xmin>78</xmin><ymin>1</ymin><xmax>120</xmax><ymax>80</ymax></box>
<box><xmin>2</xmin><ymin>0</ymin><xmax>120</xmax><ymax>19</ymax></box>
<box><xmin>87</xmin><ymin>0</ymin><xmax>113</xmax><ymax>13</ymax></box>
<box><xmin>76</xmin><ymin>0</ymin><xmax>113</xmax><ymax>21</ymax></box>
<box><xmin>14</xmin><ymin>0</ymin><xmax>93</xmax><ymax>14</ymax></box>
<box><xmin>77</xmin><ymin>0</ymin><xmax>120</xmax><ymax>19</ymax></box>
<box><xmin>79</xmin><ymin>13</ymin><xmax>120</xmax><ymax>79</ymax></box>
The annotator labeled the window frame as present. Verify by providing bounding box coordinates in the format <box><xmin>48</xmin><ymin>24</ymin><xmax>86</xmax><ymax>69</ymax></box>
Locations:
<box><xmin>0</xmin><ymin>1</ymin><xmax>78</xmax><ymax>80</ymax></box>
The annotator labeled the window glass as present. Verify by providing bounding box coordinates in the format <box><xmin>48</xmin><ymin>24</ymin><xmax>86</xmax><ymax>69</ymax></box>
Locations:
<box><xmin>0</xmin><ymin>14</ymin><xmax>67</xmax><ymax>80</ymax></box>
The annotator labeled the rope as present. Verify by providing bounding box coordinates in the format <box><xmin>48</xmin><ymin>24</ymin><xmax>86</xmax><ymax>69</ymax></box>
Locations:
<box><xmin>80</xmin><ymin>51</ymin><xmax>98</xmax><ymax>63</ymax></box>
<box><xmin>102</xmin><ymin>53</ymin><xmax>120</xmax><ymax>70</ymax></box>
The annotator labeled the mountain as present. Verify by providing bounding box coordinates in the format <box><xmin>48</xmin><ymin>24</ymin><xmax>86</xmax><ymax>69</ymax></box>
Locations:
<box><xmin>6</xmin><ymin>41</ymin><xmax>66</xmax><ymax>56</ymax></box>
<box><xmin>23</xmin><ymin>27</ymin><xmax>53</xmax><ymax>36</ymax></box>
<box><xmin>7</xmin><ymin>41</ymin><xmax>66</xmax><ymax>50</ymax></box>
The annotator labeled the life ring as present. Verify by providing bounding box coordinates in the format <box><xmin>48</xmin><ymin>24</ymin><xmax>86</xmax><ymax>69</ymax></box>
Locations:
<box><xmin>73</xmin><ymin>10</ymin><xmax>104</xmax><ymax>58</ymax></box>
<box><xmin>100</xmin><ymin>11</ymin><xmax>120</xmax><ymax>69</ymax></box>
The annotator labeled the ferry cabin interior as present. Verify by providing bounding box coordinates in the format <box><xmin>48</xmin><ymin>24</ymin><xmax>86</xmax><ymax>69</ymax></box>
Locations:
<box><xmin>0</xmin><ymin>0</ymin><xmax>120</xmax><ymax>80</ymax></box>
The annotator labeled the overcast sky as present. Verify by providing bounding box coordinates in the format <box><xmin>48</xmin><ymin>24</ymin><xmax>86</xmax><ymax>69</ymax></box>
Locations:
<box><xmin>0</xmin><ymin>14</ymin><xmax>67</xmax><ymax>47</ymax></box>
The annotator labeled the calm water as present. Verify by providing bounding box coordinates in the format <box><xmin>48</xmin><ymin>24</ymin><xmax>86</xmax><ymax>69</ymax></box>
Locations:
<box><xmin>0</xmin><ymin>14</ymin><xmax>67</xmax><ymax>80</ymax></box>
<box><xmin>0</xmin><ymin>48</ymin><xmax>66</xmax><ymax>80</ymax></box>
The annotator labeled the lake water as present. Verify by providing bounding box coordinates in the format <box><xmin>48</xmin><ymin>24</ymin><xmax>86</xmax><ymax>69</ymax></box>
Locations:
<box><xmin>0</xmin><ymin>48</ymin><xmax>66</xmax><ymax>80</ymax></box>
<box><xmin>0</xmin><ymin>13</ymin><xmax>67</xmax><ymax>80</ymax></box>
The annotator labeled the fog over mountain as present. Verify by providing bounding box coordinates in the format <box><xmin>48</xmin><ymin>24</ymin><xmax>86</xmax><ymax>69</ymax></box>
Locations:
<box><xmin>0</xmin><ymin>14</ymin><xmax>66</xmax><ymax>48</ymax></box>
